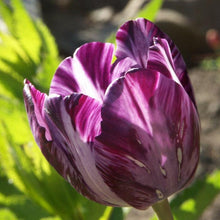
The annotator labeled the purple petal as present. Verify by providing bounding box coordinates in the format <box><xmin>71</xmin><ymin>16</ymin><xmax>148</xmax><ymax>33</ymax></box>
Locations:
<box><xmin>42</xmin><ymin>94</ymin><xmax>128</xmax><ymax>206</ymax></box>
<box><xmin>115</xmin><ymin>18</ymin><xmax>184</xmax><ymax>75</ymax></box>
<box><xmin>148</xmin><ymin>37</ymin><xmax>196</xmax><ymax>106</ymax></box>
<box><xmin>49</xmin><ymin>42</ymin><xmax>114</xmax><ymax>101</ymax></box>
<box><xmin>111</xmin><ymin>57</ymin><xmax>141</xmax><ymax>80</ymax></box>
<box><xmin>23</xmin><ymin>80</ymin><xmax>51</xmax><ymax>142</ymax></box>
<box><xmin>115</xmin><ymin>18</ymin><xmax>196</xmax><ymax>105</ymax></box>
<box><xmin>48</xmin><ymin>57</ymin><xmax>79</xmax><ymax>97</ymax></box>
<box><xmin>94</xmin><ymin>69</ymin><xmax>199</xmax><ymax>209</ymax></box>
<box><xmin>148</xmin><ymin>38</ymin><xmax>181</xmax><ymax>85</ymax></box>
<box><xmin>116</xmin><ymin>18</ymin><xmax>155</xmax><ymax>68</ymax></box>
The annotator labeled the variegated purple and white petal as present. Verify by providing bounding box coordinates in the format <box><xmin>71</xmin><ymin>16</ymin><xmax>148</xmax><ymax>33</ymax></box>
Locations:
<box><xmin>23</xmin><ymin>18</ymin><xmax>200</xmax><ymax>210</ymax></box>
<box><xmin>43</xmin><ymin>94</ymin><xmax>129</xmax><ymax>206</ymax></box>
<box><xmin>49</xmin><ymin>42</ymin><xmax>114</xmax><ymax>101</ymax></box>
<box><xmin>94</xmin><ymin>69</ymin><xmax>200</xmax><ymax>209</ymax></box>
<box><xmin>24</xmin><ymin>80</ymin><xmax>129</xmax><ymax>206</ymax></box>
<box><xmin>115</xmin><ymin>18</ymin><xmax>196</xmax><ymax>105</ymax></box>
<box><xmin>23</xmin><ymin>80</ymin><xmax>51</xmax><ymax>142</ymax></box>
<box><xmin>148</xmin><ymin>37</ymin><xmax>196</xmax><ymax>105</ymax></box>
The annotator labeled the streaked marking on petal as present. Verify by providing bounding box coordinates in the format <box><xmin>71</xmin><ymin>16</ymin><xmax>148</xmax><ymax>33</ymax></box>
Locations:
<box><xmin>135</xmin><ymin>129</ymin><xmax>142</xmax><ymax>145</ymax></box>
<box><xmin>177</xmin><ymin>121</ymin><xmax>185</xmax><ymax>140</ymax></box>
<box><xmin>44</xmin><ymin>95</ymin><xmax>129</xmax><ymax>206</ymax></box>
<box><xmin>178</xmin><ymin>164</ymin><xmax>181</xmax><ymax>181</ymax></box>
<box><xmin>156</xmin><ymin>189</ymin><xmax>164</xmax><ymax>200</ymax></box>
<box><xmin>177</xmin><ymin>147</ymin><xmax>183</xmax><ymax>164</ymax></box>
<box><xmin>136</xmin><ymin>139</ymin><xmax>142</xmax><ymax>145</ymax></box>
<box><xmin>150</xmin><ymin>37</ymin><xmax>182</xmax><ymax>86</ymax></box>
<box><xmin>177</xmin><ymin>147</ymin><xmax>183</xmax><ymax>181</ymax></box>
<box><xmin>126</xmin><ymin>155</ymin><xmax>151</xmax><ymax>174</ymax></box>
<box><xmin>66</xmin><ymin>174</ymin><xmax>71</xmax><ymax>184</ymax></box>
<box><xmin>160</xmin><ymin>165</ymin><xmax>167</xmax><ymax>177</ymax></box>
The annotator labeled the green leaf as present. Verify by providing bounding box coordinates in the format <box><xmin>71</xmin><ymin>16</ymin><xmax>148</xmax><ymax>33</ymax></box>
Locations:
<box><xmin>109</xmin><ymin>207</ymin><xmax>124</xmax><ymax>220</ymax></box>
<box><xmin>171</xmin><ymin>170</ymin><xmax>220</xmax><ymax>220</ymax></box>
<box><xmin>34</xmin><ymin>20</ymin><xmax>60</xmax><ymax>91</ymax></box>
<box><xmin>150</xmin><ymin>170</ymin><xmax>220</xmax><ymax>220</ymax></box>
<box><xmin>99</xmin><ymin>207</ymin><xmax>124</xmax><ymax>220</ymax></box>
<box><xmin>0</xmin><ymin>208</ymin><xmax>17</xmax><ymax>220</ymax></box>
<box><xmin>0</xmin><ymin>175</ymin><xmax>51</xmax><ymax>220</ymax></box>
<box><xmin>0</xmin><ymin>1</ymin><xmax>13</xmax><ymax>33</ymax></box>
<box><xmin>0</xmin><ymin>1</ymin><xmax>106</xmax><ymax>220</ymax></box>
<box><xmin>137</xmin><ymin>0</ymin><xmax>163</xmax><ymax>22</ymax></box>
<box><xmin>0</xmin><ymin>119</ymin><xmax>106</xmax><ymax>220</ymax></box>
<box><xmin>10</xmin><ymin>0</ymin><xmax>42</xmax><ymax>64</ymax></box>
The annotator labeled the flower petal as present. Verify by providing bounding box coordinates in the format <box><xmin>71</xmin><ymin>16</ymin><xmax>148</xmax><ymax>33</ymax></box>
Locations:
<box><xmin>116</xmin><ymin>18</ymin><xmax>154</xmax><ymax>68</ymax></box>
<box><xmin>148</xmin><ymin>38</ymin><xmax>181</xmax><ymax>84</ymax></box>
<box><xmin>23</xmin><ymin>80</ymin><xmax>51</xmax><ymax>142</ymax></box>
<box><xmin>148</xmin><ymin>37</ymin><xmax>196</xmax><ymax>105</ymax></box>
<box><xmin>111</xmin><ymin>57</ymin><xmax>141</xmax><ymax>80</ymax></box>
<box><xmin>49</xmin><ymin>42</ymin><xmax>114</xmax><ymax>101</ymax></box>
<box><xmin>116</xmin><ymin>18</ymin><xmax>185</xmax><ymax>75</ymax></box>
<box><xmin>42</xmin><ymin>94</ymin><xmax>128</xmax><ymax>206</ymax></box>
<box><xmin>48</xmin><ymin>57</ymin><xmax>78</xmax><ymax>97</ymax></box>
<box><xmin>115</xmin><ymin>18</ymin><xmax>195</xmax><ymax>105</ymax></box>
<box><xmin>94</xmin><ymin>69</ymin><xmax>199</xmax><ymax>209</ymax></box>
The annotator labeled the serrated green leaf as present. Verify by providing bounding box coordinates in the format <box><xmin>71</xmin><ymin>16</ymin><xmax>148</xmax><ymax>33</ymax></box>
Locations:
<box><xmin>0</xmin><ymin>71</ymin><xmax>23</xmax><ymax>100</ymax></box>
<box><xmin>35</xmin><ymin>20</ymin><xmax>59</xmax><ymax>59</ymax></box>
<box><xmin>10</xmin><ymin>0</ymin><xmax>42</xmax><ymax>64</ymax></box>
<box><xmin>0</xmin><ymin>32</ymin><xmax>30</xmax><ymax>63</ymax></box>
<box><xmin>34</xmin><ymin>20</ymin><xmax>60</xmax><ymax>91</ymax></box>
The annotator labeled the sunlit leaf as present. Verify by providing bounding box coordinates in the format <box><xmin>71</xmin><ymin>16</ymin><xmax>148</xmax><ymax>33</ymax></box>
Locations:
<box><xmin>150</xmin><ymin>170</ymin><xmax>220</xmax><ymax>220</ymax></box>
<box><xmin>0</xmin><ymin>208</ymin><xmax>17</xmax><ymax>220</ymax></box>
<box><xmin>10</xmin><ymin>0</ymin><xmax>42</xmax><ymax>64</ymax></box>
<box><xmin>0</xmin><ymin>175</ymin><xmax>52</xmax><ymax>220</ymax></box>
<box><xmin>0</xmin><ymin>1</ymin><xmax>13</xmax><ymax>33</ymax></box>
<box><xmin>34</xmin><ymin>20</ymin><xmax>60</xmax><ymax>91</ymax></box>
<box><xmin>137</xmin><ymin>0</ymin><xmax>163</xmax><ymax>21</ymax></box>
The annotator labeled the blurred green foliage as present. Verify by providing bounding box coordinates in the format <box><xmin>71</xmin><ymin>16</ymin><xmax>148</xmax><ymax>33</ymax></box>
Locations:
<box><xmin>0</xmin><ymin>0</ymin><xmax>106</xmax><ymax>219</ymax></box>
<box><xmin>138</xmin><ymin>0</ymin><xmax>163</xmax><ymax>21</ymax></box>
<box><xmin>201</xmin><ymin>57</ymin><xmax>220</xmax><ymax>70</ymax></box>
<box><xmin>0</xmin><ymin>0</ymin><xmax>164</xmax><ymax>219</ymax></box>
<box><xmin>1</xmin><ymin>0</ymin><xmax>219</xmax><ymax>220</ymax></box>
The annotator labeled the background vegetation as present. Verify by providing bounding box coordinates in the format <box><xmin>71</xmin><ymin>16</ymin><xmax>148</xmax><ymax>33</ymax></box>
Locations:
<box><xmin>0</xmin><ymin>0</ymin><xmax>219</xmax><ymax>219</ymax></box>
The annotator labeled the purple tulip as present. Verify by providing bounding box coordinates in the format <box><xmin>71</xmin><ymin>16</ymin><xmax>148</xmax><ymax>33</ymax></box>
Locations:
<box><xmin>23</xmin><ymin>18</ymin><xmax>200</xmax><ymax>209</ymax></box>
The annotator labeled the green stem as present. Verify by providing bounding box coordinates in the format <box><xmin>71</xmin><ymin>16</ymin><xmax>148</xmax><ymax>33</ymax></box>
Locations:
<box><xmin>152</xmin><ymin>198</ymin><xmax>174</xmax><ymax>220</ymax></box>
<box><xmin>99</xmin><ymin>206</ymin><xmax>113</xmax><ymax>220</ymax></box>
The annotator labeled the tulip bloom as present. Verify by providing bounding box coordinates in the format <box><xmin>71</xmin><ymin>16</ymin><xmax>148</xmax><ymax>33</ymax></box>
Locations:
<box><xmin>23</xmin><ymin>18</ymin><xmax>200</xmax><ymax>210</ymax></box>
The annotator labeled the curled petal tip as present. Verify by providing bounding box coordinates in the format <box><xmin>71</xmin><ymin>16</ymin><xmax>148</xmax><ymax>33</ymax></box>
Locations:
<box><xmin>24</xmin><ymin>79</ymin><xmax>30</xmax><ymax>85</ymax></box>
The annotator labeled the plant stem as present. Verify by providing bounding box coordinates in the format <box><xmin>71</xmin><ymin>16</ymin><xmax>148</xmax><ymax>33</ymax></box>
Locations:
<box><xmin>99</xmin><ymin>206</ymin><xmax>113</xmax><ymax>220</ymax></box>
<box><xmin>152</xmin><ymin>198</ymin><xmax>174</xmax><ymax>220</ymax></box>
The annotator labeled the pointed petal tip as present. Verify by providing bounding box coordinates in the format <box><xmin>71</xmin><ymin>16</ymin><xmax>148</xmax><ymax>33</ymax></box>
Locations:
<box><xmin>24</xmin><ymin>79</ymin><xmax>28</xmax><ymax>84</ymax></box>
<box><xmin>23</xmin><ymin>79</ymin><xmax>31</xmax><ymax>88</ymax></box>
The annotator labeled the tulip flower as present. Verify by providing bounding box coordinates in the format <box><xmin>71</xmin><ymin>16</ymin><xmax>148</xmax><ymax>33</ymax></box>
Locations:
<box><xmin>23</xmin><ymin>18</ymin><xmax>200</xmax><ymax>219</ymax></box>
